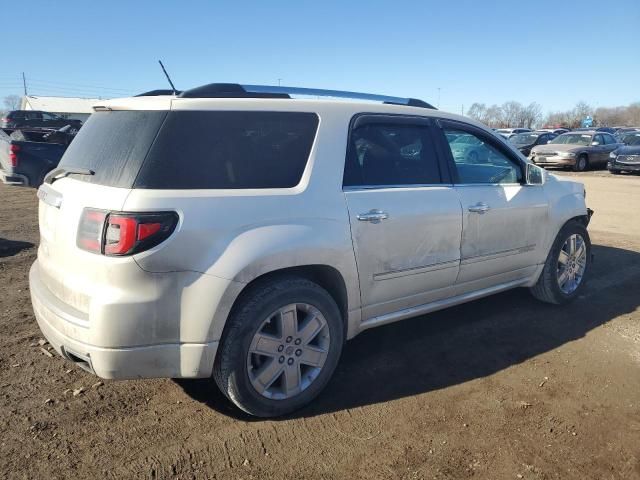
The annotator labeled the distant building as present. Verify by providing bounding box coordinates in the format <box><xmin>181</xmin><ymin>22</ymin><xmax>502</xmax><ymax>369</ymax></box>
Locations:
<box><xmin>19</xmin><ymin>96</ymin><xmax>107</xmax><ymax>122</ymax></box>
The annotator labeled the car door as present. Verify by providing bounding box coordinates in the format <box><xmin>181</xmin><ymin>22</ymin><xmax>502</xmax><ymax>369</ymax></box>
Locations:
<box><xmin>343</xmin><ymin>115</ymin><xmax>463</xmax><ymax>321</ymax></box>
<box><xmin>590</xmin><ymin>134</ymin><xmax>607</xmax><ymax>165</ymax></box>
<box><xmin>436</xmin><ymin>119</ymin><xmax>549</xmax><ymax>292</ymax></box>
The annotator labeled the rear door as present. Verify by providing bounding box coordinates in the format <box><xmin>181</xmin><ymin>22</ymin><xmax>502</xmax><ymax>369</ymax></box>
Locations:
<box><xmin>343</xmin><ymin>115</ymin><xmax>462</xmax><ymax>320</ymax></box>
<box><xmin>436</xmin><ymin>119</ymin><xmax>549</xmax><ymax>291</ymax></box>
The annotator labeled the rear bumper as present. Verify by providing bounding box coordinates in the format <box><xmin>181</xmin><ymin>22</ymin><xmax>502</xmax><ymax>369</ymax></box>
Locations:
<box><xmin>0</xmin><ymin>169</ymin><xmax>29</xmax><ymax>186</ymax></box>
<box><xmin>29</xmin><ymin>260</ymin><xmax>219</xmax><ymax>379</ymax></box>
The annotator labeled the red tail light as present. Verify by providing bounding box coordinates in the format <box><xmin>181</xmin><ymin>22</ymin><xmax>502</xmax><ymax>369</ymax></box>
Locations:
<box><xmin>77</xmin><ymin>209</ymin><xmax>178</xmax><ymax>256</ymax></box>
<box><xmin>9</xmin><ymin>144</ymin><xmax>20</xmax><ymax>167</ymax></box>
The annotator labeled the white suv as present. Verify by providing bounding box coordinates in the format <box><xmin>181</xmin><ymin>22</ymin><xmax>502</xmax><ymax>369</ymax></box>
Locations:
<box><xmin>30</xmin><ymin>84</ymin><xmax>592</xmax><ymax>417</ymax></box>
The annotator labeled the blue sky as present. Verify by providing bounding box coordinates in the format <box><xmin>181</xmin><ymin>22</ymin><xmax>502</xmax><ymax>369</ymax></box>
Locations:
<box><xmin>1</xmin><ymin>0</ymin><xmax>638</xmax><ymax>114</ymax></box>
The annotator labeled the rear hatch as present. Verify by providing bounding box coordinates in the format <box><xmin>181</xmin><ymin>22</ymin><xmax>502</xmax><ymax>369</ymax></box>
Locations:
<box><xmin>36</xmin><ymin>103</ymin><xmax>170</xmax><ymax>313</ymax></box>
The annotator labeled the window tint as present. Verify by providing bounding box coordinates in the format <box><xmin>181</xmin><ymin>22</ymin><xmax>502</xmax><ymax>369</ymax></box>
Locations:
<box><xmin>594</xmin><ymin>134</ymin><xmax>604</xmax><ymax>145</ymax></box>
<box><xmin>136</xmin><ymin>111</ymin><xmax>318</xmax><ymax>189</ymax></box>
<box><xmin>25</xmin><ymin>112</ymin><xmax>42</xmax><ymax>120</ymax></box>
<box><xmin>443</xmin><ymin>128</ymin><xmax>522</xmax><ymax>184</ymax></box>
<box><xmin>603</xmin><ymin>134</ymin><xmax>616</xmax><ymax>145</ymax></box>
<box><xmin>343</xmin><ymin>123</ymin><xmax>441</xmax><ymax>187</ymax></box>
<box><xmin>58</xmin><ymin>110</ymin><xmax>168</xmax><ymax>187</ymax></box>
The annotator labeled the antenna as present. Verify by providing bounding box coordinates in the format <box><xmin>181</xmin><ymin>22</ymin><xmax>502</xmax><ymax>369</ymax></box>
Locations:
<box><xmin>158</xmin><ymin>60</ymin><xmax>178</xmax><ymax>95</ymax></box>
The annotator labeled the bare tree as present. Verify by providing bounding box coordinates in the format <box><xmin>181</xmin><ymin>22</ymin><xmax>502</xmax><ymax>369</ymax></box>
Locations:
<box><xmin>3</xmin><ymin>95</ymin><xmax>21</xmax><ymax>111</ymax></box>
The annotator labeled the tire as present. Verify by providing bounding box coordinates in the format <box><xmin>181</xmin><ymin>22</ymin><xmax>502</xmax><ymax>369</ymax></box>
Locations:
<box><xmin>530</xmin><ymin>220</ymin><xmax>591</xmax><ymax>305</ymax></box>
<box><xmin>213</xmin><ymin>276</ymin><xmax>344</xmax><ymax>417</ymax></box>
<box><xmin>610</xmin><ymin>169</ymin><xmax>622</xmax><ymax>175</ymax></box>
<box><xmin>573</xmin><ymin>154</ymin><xmax>589</xmax><ymax>172</ymax></box>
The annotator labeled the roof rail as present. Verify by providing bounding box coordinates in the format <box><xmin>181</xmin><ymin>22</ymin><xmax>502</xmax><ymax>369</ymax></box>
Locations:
<box><xmin>176</xmin><ymin>83</ymin><xmax>436</xmax><ymax>109</ymax></box>
<box><xmin>136</xmin><ymin>89</ymin><xmax>183</xmax><ymax>97</ymax></box>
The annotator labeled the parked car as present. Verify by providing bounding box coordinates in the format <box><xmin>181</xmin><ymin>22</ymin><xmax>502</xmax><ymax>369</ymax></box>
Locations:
<box><xmin>1</xmin><ymin>110</ymin><xmax>83</xmax><ymax>133</ymax></box>
<box><xmin>608</xmin><ymin>132</ymin><xmax>640</xmax><ymax>174</ymax></box>
<box><xmin>30</xmin><ymin>83</ymin><xmax>593</xmax><ymax>417</ymax></box>
<box><xmin>617</xmin><ymin>130</ymin><xmax>640</xmax><ymax>145</ymax></box>
<box><xmin>495</xmin><ymin>128</ymin><xmax>532</xmax><ymax>139</ymax></box>
<box><xmin>537</xmin><ymin>128</ymin><xmax>569</xmax><ymax>135</ymax></box>
<box><xmin>508</xmin><ymin>131</ymin><xmax>557</xmax><ymax>157</ymax></box>
<box><xmin>530</xmin><ymin>130</ymin><xmax>622</xmax><ymax>171</ymax></box>
<box><xmin>596</xmin><ymin>127</ymin><xmax>618</xmax><ymax>134</ymax></box>
<box><xmin>615</xmin><ymin>127</ymin><xmax>640</xmax><ymax>142</ymax></box>
<box><xmin>0</xmin><ymin>126</ymin><xmax>76</xmax><ymax>187</ymax></box>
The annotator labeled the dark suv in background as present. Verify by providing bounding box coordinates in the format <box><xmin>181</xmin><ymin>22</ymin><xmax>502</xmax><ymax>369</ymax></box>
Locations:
<box><xmin>1</xmin><ymin>110</ymin><xmax>83</xmax><ymax>133</ymax></box>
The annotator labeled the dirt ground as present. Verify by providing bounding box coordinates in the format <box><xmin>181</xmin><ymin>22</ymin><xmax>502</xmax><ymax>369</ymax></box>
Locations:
<box><xmin>1</xmin><ymin>171</ymin><xmax>639</xmax><ymax>480</ymax></box>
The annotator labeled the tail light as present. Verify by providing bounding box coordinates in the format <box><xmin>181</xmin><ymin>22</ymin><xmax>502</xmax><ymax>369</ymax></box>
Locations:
<box><xmin>9</xmin><ymin>144</ymin><xmax>20</xmax><ymax>167</ymax></box>
<box><xmin>77</xmin><ymin>209</ymin><xmax>178</xmax><ymax>256</ymax></box>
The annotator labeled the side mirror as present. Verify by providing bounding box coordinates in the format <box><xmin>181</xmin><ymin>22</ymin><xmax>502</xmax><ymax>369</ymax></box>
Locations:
<box><xmin>526</xmin><ymin>163</ymin><xmax>545</xmax><ymax>186</ymax></box>
<box><xmin>591</xmin><ymin>141</ymin><xmax>600</xmax><ymax>146</ymax></box>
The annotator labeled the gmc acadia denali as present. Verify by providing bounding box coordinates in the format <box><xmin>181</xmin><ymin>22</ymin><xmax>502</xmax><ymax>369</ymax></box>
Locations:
<box><xmin>30</xmin><ymin>84</ymin><xmax>592</xmax><ymax>417</ymax></box>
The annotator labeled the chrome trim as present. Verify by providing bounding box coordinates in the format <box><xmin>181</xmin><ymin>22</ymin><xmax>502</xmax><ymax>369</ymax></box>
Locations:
<box><xmin>468</xmin><ymin>202</ymin><xmax>490</xmax><ymax>214</ymax></box>
<box><xmin>343</xmin><ymin>183</ymin><xmax>454</xmax><ymax>191</ymax></box>
<box><xmin>360</xmin><ymin>277</ymin><xmax>530</xmax><ymax>331</ymax></box>
<box><xmin>244</xmin><ymin>84</ymin><xmax>420</xmax><ymax>106</ymax></box>
<box><xmin>37</xmin><ymin>183</ymin><xmax>63</xmax><ymax>209</ymax></box>
<box><xmin>373</xmin><ymin>260</ymin><xmax>459</xmax><ymax>281</ymax></box>
<box><xmin>356</xmin><ymin>209</ymin><xmax>389</xmax><ymax>223</ymax></box>
<box><xmin>460</xmin><ymin>245</ymin><xmax>536</xmax><ymax>265</ymax></box>
<box><xmin>454</xmin><ymin>183</ymin><xmax>523</xmax><ymax>187</ymax></box>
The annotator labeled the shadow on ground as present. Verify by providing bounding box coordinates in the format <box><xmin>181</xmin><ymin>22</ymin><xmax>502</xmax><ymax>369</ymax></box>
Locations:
<box><xmin>0</xmin><ymin>238</ymin><xmax>34</xmax><ymax>258</ymax></box>
<box><xmin>178</xmin><ymin>244</ymin><xmax>640</xmax><ymax>420</ymax></box>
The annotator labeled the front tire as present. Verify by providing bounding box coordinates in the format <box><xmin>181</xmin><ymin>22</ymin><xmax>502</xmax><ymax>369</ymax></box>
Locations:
<box><xmin>213</xmin><ymin>276</ymin><xmax>344</xmax><ymax>417</ymax></box>
<box><xmin>530</xmin><ymin>221</ymin><xmax>591</xmax><ymax>305</ymax></box>
<box><xmin>573</xmin><ymin>154</ymin><xmax>589</xmax><ymax>172</ymax></box>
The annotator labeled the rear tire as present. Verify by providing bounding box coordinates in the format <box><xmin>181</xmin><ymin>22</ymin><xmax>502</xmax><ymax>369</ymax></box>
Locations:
<box><xmin>573</xmin><ymin>154</ymin><xmax>589</xmax><ymax>172</ymax></box>
<box><xmin>530</xmin><ymin>221</ymin><xmax>591</xmax><ymax>305</ymax></box>
<box><xmin>213</xmin><ymin>276</ymin><xmax>344</xmax><ymax>417</ymax></box>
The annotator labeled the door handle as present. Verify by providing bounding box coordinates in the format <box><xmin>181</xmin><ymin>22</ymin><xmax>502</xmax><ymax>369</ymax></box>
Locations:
<box><xmin>357</xmin><ymin>209</ymin><xmax>389</xmax><ymax>223</ymax></box>
<box><xmin>468</xmin><ymin>202</ymin><xmax>490</xmax><ymax>214</ymax></box>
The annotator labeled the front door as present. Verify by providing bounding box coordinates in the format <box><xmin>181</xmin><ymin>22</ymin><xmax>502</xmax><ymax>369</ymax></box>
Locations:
<box><xmin>343</xmin><ymin>116</ymin><xmax>462</xmax><ymax>320</ymax></box>
<box><xmin>438</xmin><ymin>120</ymin><xmax>549</xmax><ymax>291</ymax></box>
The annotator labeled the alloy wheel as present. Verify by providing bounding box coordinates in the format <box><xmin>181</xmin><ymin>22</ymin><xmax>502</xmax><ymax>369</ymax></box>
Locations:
<box><xmin>557</xmin><ymin>233</ymin><xmax>587</xmax><ymax>294</ymax></box>
<box><xmin>247</xmin><ymin>303</ymin><xmax>330</xmax><ymax>400</ymax></box>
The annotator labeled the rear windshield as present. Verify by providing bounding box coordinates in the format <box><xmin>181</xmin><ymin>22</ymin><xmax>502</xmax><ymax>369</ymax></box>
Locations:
<box><xmin>59</xmin><ymin>110</ymin><xmax>168</xmax><ymax>187</ymax></box>
<box><xmin>60</xmin><ymin>110</ymin><xmax>319</xmax><ymax>189</ymax></box>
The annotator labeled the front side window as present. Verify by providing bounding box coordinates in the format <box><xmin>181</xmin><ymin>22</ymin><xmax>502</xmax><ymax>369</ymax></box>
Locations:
<box><xmin>443</xmin><ymin>128</ymin><xmax>522</xmax><ymax>184</ymax></box>
<box><xmin>343</xmin><ymin>123</ymin><xmax>441</xmax><ymax>187</ymax></box>
<box><xmin>594</xmin><ymin>134</ymin><xmax>604</xmax><ymax>145</ymax></box>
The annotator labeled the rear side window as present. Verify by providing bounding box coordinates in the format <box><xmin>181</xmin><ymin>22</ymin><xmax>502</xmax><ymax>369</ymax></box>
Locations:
<box><xmin>343</xmin><ymin>123</ymin><xmax>441</xmax><ymax>187</ymax></box>
<box><xmin>135</xmin><ymin>111</ymin><xmax>319</xmax><ymax>189</ymax></box>
<box><xmin>58</xmin><ymin>110</ymin><xmax>168</xmax><ymax>187</ymax></box>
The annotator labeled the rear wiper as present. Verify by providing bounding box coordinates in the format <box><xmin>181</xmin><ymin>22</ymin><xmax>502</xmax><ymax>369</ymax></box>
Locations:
<box><xmin>45</xmin><ymin>166</ymin><xmax>95</xmax><ymax>184</ymax></box>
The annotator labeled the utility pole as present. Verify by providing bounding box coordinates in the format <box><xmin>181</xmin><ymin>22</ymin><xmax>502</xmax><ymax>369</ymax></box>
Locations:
<box><xmin>22</xmin><ymin>72</ymin><xmax>28</xmax><ymax>96</ymax></box>
<box><xmin>437</xmin><ymin>87</ymin><xmax>441</xmax><ymax>108</ymax></box>
<box><xmin>461</xmin><ymin>104</ymin><xmax>464</xmax><ymax>116</ymax></box>
<box><xmin>278</xmin><ymin>78</ymin><xmax>282</xmax><ymax>86</ymax></box>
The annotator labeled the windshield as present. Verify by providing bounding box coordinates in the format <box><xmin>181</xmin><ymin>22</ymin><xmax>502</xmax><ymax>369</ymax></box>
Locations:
<box><xmin>622</xmin><ymin>134</ymin><xmax>640</xmax><ymax>145</ymax></box>
<box><xmin>509</xmin><ymin>133</ymin><xmax>540</xmax><ymax>144</ymax></box>
<box><xmin>549</xmin><ymin>133</ymin><xmax>592</xmax><ymax>146</ymax></box>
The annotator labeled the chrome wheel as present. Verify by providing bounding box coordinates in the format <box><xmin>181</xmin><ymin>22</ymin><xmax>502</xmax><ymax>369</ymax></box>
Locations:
<box><xmin>247</xmin><ymin>303</ymin><xmax>330</xmax><ymax>400</ymax></box>
<box><xmin>557</xmin><ymin>233</ymin><xmax>587</xmax><ymax>294</ymax></box>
